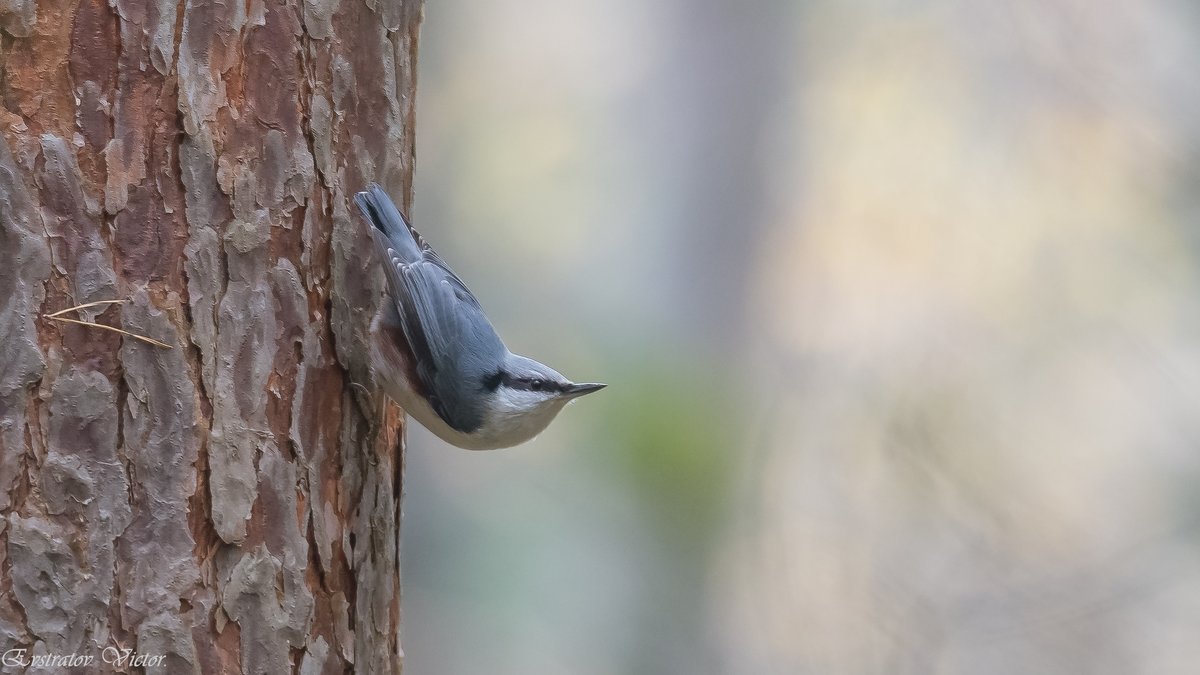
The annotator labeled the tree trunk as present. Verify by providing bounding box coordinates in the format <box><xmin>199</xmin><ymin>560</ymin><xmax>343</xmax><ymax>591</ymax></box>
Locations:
<box><xmin>0</xmin><ymin>0</ymin><xmax>420</xmax><ymax>672</ymax></box>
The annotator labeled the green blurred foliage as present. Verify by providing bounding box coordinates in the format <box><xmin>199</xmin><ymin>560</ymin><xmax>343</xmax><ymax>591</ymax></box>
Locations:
<box><xmin>589</xmin><ymin>353</ymin><xmax>744</xmax><ymax>549</ymax></box>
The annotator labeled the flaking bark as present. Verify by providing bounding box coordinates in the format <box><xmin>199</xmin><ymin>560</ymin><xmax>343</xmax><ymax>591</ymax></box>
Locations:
<box><xmin>0</xmin><ymin>0</ymin><xmax>420</xmax><ymax>672</ymax></box>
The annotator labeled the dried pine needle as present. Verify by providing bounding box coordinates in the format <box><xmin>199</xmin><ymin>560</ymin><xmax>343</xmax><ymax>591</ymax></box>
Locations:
<box><xmin>46</xmin><ymin>299</ymin><xmax>127</xmax><ymax>318</ymax></box>
<box><xmin>46</xmin><ymin>315</ymin><xmax>173</xmax><ymax>349</ymax></box>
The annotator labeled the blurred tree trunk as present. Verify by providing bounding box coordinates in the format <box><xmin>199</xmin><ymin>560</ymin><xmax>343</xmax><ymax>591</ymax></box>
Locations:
<box><xmin>0</xmin><ymin>0</ymin><xmax>420</xmax><ymax>672</ymax></box>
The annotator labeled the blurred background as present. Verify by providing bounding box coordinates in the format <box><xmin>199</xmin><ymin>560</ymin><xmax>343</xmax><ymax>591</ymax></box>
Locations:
<box><xmin>403</xmin><ymin>1</ymin><xmax>1200</xmax><ymax>673</ymax></box>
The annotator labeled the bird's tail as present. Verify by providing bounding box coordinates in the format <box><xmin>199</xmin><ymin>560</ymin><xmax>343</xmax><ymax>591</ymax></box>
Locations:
<box><xmin>354</xmin><ymin>183</ymin><xmax>423</xmax><ymax>263</ymax></box>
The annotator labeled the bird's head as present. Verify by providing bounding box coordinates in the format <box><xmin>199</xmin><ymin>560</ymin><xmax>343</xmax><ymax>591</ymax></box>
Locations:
<box><xmin>483</xmin><ymin>353</ymin><xmax>605</xmax><ymax>428</ymax></box>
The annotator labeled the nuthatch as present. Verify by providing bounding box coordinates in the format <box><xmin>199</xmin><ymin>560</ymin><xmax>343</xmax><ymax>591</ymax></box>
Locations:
<box><xmin>355</xmin><ymin>184</ymin><xmax>605</xmax><ymax>449</ymax></box>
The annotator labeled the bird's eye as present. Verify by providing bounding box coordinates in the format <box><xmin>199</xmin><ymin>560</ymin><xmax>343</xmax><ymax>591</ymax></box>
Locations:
<box><xmin>530</xmin><ymin>379</ymin><xmax>543</xmax><ymax>391</ymax></box>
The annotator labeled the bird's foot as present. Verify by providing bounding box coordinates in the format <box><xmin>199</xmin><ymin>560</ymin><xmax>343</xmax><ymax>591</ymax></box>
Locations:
<box><xmin>350</xmin><ymin>380</ymin><xmax>382</xmax><ymax>464</ymax></box>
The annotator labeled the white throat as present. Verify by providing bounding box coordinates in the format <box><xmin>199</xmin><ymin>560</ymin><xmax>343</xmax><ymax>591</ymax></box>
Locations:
<box><xmin>482</xmin><ymin>387</ymin><xmax>570</xmax><ymax>446</ymax></box>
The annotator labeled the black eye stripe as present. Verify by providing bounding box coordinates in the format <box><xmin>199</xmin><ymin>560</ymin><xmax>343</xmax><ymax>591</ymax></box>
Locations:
<box><xmin>482</xmin><ymin>371</ymin><xmax>503</xmax><ymax>391</ymax></box>
<box><xmin>492</xmin><ymin>371</ymin><xmax>562</xmax><ymax>392</ymax></box>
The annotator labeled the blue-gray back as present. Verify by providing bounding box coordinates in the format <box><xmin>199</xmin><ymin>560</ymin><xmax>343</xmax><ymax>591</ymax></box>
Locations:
<box><xmin>355</xmin><ymin>184</ymin><xmax>508</xmax><ymax>432</ymax></box>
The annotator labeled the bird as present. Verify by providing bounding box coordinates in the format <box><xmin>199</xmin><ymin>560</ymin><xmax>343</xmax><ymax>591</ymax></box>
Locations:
<box><xmin>354</xmin><ymin>183</ymin><xmax>606</xmax><ymax>450</ymax></box>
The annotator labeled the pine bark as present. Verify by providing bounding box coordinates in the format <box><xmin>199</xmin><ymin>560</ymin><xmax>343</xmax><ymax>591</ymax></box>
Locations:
<box><xmin>0</xmin><ymin>0</ymin><xmax>420</xmax><ymax>672</ymax></box>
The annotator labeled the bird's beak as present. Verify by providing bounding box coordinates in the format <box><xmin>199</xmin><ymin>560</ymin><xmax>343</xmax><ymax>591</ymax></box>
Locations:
<box><xmin>564</xmin><ymin>382</ymin><xmax>606</xmax><ymax>397</ymax></box>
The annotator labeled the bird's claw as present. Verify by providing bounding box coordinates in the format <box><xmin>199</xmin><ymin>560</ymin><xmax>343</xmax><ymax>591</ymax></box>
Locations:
<box><xmin>350</xmin><ymin>380</ymin><xmax>382</xmax><ymax>465</ymax></box>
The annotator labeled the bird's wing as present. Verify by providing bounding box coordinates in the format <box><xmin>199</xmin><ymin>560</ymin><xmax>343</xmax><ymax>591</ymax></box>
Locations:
<box><xmin>357</xmin><ymin>186</ymin><xmax>506</xmax><ymax>433</ymax></box>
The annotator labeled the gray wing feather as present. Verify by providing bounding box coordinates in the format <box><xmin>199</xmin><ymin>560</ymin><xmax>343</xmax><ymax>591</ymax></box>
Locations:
<box><xmin>358</xmin><ymin>186</ymin><xmax>507</xmax><ymax>433</ymax></box>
